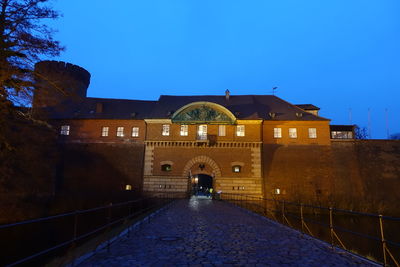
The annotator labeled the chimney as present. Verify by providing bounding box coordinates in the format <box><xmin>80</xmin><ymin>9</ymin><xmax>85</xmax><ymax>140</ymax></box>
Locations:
<box><xmin>96</xmin><ymin>102</ymin><xmax>103</xmax><ymax>113</ymax></box>
<box><xmin>225</xmin><ymin>89</ymin><xmax>230</xmax><ymax>100</ymax></box>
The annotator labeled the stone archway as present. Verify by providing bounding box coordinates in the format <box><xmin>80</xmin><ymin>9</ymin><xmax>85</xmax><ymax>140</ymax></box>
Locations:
<box><xmin>182</xmin><ymin>155</ymin><xmax>222</xmax><ymax>178</ymax></box>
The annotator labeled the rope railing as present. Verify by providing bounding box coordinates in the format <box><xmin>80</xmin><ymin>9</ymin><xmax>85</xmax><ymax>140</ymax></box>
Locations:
<box><xmin>219</xmin><ymin>193</ymin><xmax>400</xmax><ymax>267</ymax></box>
<box><xmin>0</xmin><ymin>192</ymin><xmax>179</xmax><ymax>267</ymax></box>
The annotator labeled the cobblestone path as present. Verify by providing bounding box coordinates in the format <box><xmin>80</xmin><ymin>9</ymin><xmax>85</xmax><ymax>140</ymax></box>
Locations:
<box><xmin>78</xmin><ymin>197</ymin><xmax>374</xmax><ymax>267</ymax></box>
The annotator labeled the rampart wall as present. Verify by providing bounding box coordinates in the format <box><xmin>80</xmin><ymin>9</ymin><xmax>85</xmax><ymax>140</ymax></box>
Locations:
<box><xmin>263</xmin><ymin>140</ymin><xmax>400</xmax><ymax>215</ymax></box>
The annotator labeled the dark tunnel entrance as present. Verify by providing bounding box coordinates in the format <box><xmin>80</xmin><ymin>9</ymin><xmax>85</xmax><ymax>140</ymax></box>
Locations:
<box><xmin>192</xmin><ymin>174</ymin><xmax>213</xmax><ymax>196</ymax></box>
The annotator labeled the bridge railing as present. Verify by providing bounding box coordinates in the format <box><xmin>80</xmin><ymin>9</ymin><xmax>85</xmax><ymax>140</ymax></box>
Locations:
<box><xmin>0</xmin><ymin>192</ymin><xmax>178</xmax><ymax>267</ymax></box>
<box><xmin>219</xmin><ymin>193</ymin><xmax>400</xmax><ymax>267</ymax></box>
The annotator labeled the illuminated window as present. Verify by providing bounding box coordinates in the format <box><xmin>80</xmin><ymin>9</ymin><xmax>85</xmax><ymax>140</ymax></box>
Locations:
<box><xmin>60</xmin><ymin>125</ymin><xmax>70</xmax><ymax>135</ymax></box>
<box><xmin>162</xmin><ymin>124</ymin><xmax>170</xmax><ymax>136</ymax></box>
<box><xmin>197</xmin><ymin>125</ymin><xmax>207</xmax><ymax>140</ymax></box>
<box><xmin>236</xmin><ymin>125</ymin><xmax>245</xmax><ymax>137</ymax></box>
<box><xmin>232</xmin><ymin>165</ymin><xmax>241</xmax><ymax>173</ymax></box>
<box><xmin>161</xmin><ymin>164</ymin><xmax>172</xmax><ymax>172</ymax></box>
<box><xmin>132</xmin><ymin>127</ymin><xmax>139</xmax><ymax>137</ymax></box>
<box><xmin>117</xmin><ymin>127</ymin><xmax>124</xmax><ymax>137</ymax></box>
<box><xmin>125</xmin><ymin>184</ymin><xmax>132</xmax><ymax>190</ymax></box>
<box><xmin>289</xmin><ymin>128</ymin><xmax>297</xmax><ymax>138</ymax></box>
<box><xmin>101</xmin><ymin>126</ymin><xmax>109</xmax><ymax>137</ymax></box>
<box><xmin>218</xmin><ymin>125</ymin><xmax>226</xmax><ymax>136</ymax></box>
<box><xmin>274</xmin><ymin>188</ymin><xmax>281</xmax><ymax>195</ymax></box>
<box><xmin>273</xmin><ymin>128</ymin><xmax>282</xmax><ymax>138</ymax></box>
<box><xmin>331</xmin><ymin>131</ymin><xmax>353</xmax><ymax>139</ymax></box>
<box><xmin>308</xmin><ymin>128</ymin><xmax>317</xmax><ymax>138</ymax></box>
<box><xmin>180</xmin><ymin>125</ymin><xmax>188</xmax><ymax>136</ymax></box>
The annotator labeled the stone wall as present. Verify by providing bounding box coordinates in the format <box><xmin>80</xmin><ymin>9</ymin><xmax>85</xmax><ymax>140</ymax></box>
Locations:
<box><xmin>142</xmin><ymin>143</ymin><xmax>263</xmax><ymax>196</ymax></box>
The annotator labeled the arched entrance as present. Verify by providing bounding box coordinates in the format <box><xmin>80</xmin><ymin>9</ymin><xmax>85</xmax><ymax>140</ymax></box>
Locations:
<box><xmin>191</xmin><ymin>174</ymin><xmax>213</xmax><ymax>196</ymax></box>
<box><xmin>183</xmin><ymin>155</ymin><xmax>221</xmax><ymax>196</ymax></box>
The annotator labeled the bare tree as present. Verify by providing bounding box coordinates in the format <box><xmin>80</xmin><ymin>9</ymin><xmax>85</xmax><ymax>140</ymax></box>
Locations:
<box><xmin>0</xmin><ymin>0</ymin><xmax>64</xmax><ymax>107</ymax></box>
<box><xmin>354</xmin><ymin>125</ymin><xmax>369</xmax><ymax>139</ymax></box>
<box><xmin>0</xmin><ymin>0</ymin><xmax>63</xmax><ymax>181</ymax></box>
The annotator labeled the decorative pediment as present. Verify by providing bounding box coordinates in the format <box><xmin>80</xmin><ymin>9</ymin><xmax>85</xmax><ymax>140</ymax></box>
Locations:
<box><xmin>172</xmin><ymin>102</ymin><xmax>236</xmax><ymax>124</ymax></box>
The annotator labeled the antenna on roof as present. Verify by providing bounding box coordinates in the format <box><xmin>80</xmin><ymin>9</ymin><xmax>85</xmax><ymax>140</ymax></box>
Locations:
<box><xmin>272</xmin><ymin>87</ymin><xmax>278</xmax><ymax>95</ymax></box>
<box><xmin>385</xmin><ymin>108</ymin><xmax>389</xmax><ymax>139</ymax></box>
<box><xmin>368</xmin><ymin>108</ymin><xmax>371</xmax><ymax>139</ymax></box>
<box><xmin>349</xmin><ymin>108</ymin><xmax>352</xmax><ymax>124</ymax></box>
<box><xmin>225</xmin><ymin>89</ymin><xmax>230</xmax><ymax>100</ymax></box>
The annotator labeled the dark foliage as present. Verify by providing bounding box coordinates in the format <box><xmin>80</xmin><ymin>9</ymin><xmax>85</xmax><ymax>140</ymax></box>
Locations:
<box><xmin>0</xmin><ymin>0</ymin><xmax>64</xmax><ymax>106</ymax></box>
<box><xmin>0</xmin><ymin>1</ymin><xmax>63</xmax><ymax>219</ymax></box>
<box><xmin>390</xmin><ymin>133</ymin><xmax>400</xmax><ymax>140</ymax></box>
<box><xmin>354</xmin><ymin>125</ymin><xmax>369</xmax><ymax>139</ymax></box>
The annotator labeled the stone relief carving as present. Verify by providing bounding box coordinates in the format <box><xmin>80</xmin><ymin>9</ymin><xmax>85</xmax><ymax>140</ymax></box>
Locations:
<box><xmin>173</xmin><ymin>105</ymin><xmax>233</xmax><ymax>123</ymax></box>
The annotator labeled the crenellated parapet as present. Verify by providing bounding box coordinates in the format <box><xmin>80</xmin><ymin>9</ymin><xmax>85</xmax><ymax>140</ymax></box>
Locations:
<box><xmin>33</xmin><ymin>60</ymin><xmax>91</xmax><ymax>108</ymax></box>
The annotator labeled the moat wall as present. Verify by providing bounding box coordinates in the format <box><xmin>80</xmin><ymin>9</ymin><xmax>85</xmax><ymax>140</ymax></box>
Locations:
<box><xmin>263</xmin><ymin>140</ymin><xmax>400</xmax><ymax>215</ymax></box>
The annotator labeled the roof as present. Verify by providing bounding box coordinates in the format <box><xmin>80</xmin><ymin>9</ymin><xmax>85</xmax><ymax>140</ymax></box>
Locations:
<box><xmin>295</xmin><ymin>104</ymin><xmax>320</xmax><ymax>111</ymax></box>
<box><xmin>46</xmin><ymin>97</ymin><xmax>157</xmax><ymax>119</ymax></box>
<box><xmin>48</xmin><ymin>94</ymin><xmax>329</xmax><ymax>121</ymax></box>
<box><xmin>330</xmin><ymin>125</ymin><xmax>355</xmax><ymax>131</ymax></box>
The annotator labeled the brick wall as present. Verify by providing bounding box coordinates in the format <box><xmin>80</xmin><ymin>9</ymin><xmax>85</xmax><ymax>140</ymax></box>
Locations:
<box><xmin>54</xmin><ymin>119</ymin><xmax>146</xmax><ymax>143</ymax></box>
<box><xmin>263</xmin><ymin>140</ymin><xmax>400</xmax><ymax>214</ymax></box>
<box><xmin>58</xmin><ymin>143</ymin><xmax>145</xmax><ymax>194</ymax></box>
<box><xmin>262</xmin><ymin>120</ymin><xmax>331</xmax><ymax>145</ymax></box>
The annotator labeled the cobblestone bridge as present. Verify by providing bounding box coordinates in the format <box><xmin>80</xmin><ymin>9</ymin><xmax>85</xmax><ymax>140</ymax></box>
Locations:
<box><xmin>78</xmin><ymin>197</ymin><xmax>375</xmax><ymax>267</ymax></box>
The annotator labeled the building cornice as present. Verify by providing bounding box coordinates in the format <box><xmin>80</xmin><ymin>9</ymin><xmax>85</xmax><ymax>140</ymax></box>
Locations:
<box><xmin>145</xmin><ymin>119</ymin><xmax>172</xmax><ymax>124</ymax></box>
<box><xmin>236</xmin><ymin>119</ymin><xmax>263</xmax><ymax>124</ymax></box>
<box><xmin>145</xmin><ymin>140</ymin><xmax>262</xmax><ymax>148</ymax></box>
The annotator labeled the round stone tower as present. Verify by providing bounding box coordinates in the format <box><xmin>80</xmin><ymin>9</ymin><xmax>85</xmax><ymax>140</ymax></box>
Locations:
<box><xmin>33</xmin><ymin>61</ymin><xmax>91</xmax><ymax>108</ymax></box>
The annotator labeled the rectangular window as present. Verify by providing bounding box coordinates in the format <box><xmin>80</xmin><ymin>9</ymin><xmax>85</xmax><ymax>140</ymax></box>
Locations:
<box><xmin>132</xmin><ymin>127</ymin><xmax>139</xmax><ymax>137</ymax></box>
<box><xmin>218</xmin><ymin>125</ymin><xmax>226</xmax><ymax>136</ymax></box>
<box><xmin>331</xmin><ymin>131</ymin><xmax>353</xmax><ymax>139</ymax></box>
<box><xmin>101</xmin><ymin>126</ymin><xmax>109</xmax><ymax>137</ymax></box>
<box><xmin>308</xmin><ymin>128</ymin><xmax>317</xmax><ymax>138</ymax></box>
<box><xmin>117</xmin><ymin>127</ymin><xmax>124</xmax><ymax>137</ymax></box>
<box><xmin>60</xmin><ymin>125</ymin><xmax>70</xmax><ymax>136</ymax></box>
<box><xmin>289</xmin><ymin>128</ymin><xmax>297</xmax><ymax>138</ymax></box>
<box><xmin>162</xmin><ymin>124</ymin><xmax>170</xmax><ymax>136</ymax></box>
<box><xmin>197</xmin><ymin>125</ymin><xmax>207</xmax><ymax>140</ymax></box>
<box><xmin>180</xmin><ymin>125</ymin><xmax>188</xmax><ymax>136</ymax></box>
<box><xmin>236</xmin><ymin>125</ymin><xmax>245</xmax><ymax>137</ymax></box>
<box><xmin>273</xmin><ymin>128</ymin><xmax>282</xmax><ymax>138</ymax></box>
<box><xmin>274</xmin><ymin>188</ymin><xmax>281</xmax><ymax>195</ymax></box>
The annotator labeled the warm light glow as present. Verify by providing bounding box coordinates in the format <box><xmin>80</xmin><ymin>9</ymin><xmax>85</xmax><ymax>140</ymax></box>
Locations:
<box><xmin>125</xmin><ymin>184</ymin><xmax>132</xmax><ymax>190</ymax></box>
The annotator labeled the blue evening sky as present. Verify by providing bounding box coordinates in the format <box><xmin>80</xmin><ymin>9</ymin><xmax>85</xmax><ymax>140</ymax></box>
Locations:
<box><xmin>47</xmin><ymin>0</ymin><xmax>400</xmax><ymax>139</ymax></box>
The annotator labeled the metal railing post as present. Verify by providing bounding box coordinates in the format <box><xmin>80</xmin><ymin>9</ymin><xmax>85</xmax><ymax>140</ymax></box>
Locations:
<box><xmin>329</xmin><ymin>207</ymin><xmax>334</xmax><ymax>248</ymax></box>
<box><xmin>300</xmin><ymin>203</ymin><xmax>304</xmax><ymax>234</ymax></box>
<box><xmin>127</xmin><ymin>203</ymin><xmax>132</xmax><ymax>238</ymax></box>
<box><xmin>73</xmin><ymin>210</ymin><xmax>78</xmax><ymax>245</ymax></box>
<box><xmin>263</xmin><ymin>198</ymin><xmax>267</xmax><ymax>216</ymax></box>
<box><xmin>107</xmin><ymin>203</ymin><xmax>112</xmax><ymax>253</ymax></box>
<box><xmin>379</xmin><ymin>215</ymin><xmax>387</xmax><ymax>266</ymax></box>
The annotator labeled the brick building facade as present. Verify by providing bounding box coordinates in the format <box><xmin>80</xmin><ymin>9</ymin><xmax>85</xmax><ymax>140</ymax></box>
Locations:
<box><xmin>33</xmin><ymin>61</ymin><xmax>355</xmax><ymax>198</ymax></box>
